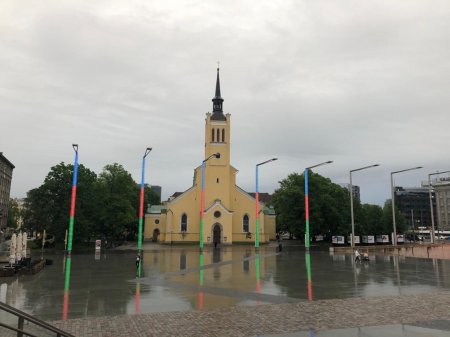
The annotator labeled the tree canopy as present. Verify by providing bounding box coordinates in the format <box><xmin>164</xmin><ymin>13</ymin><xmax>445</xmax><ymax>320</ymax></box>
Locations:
<box><xmin>272</xmin><ymin>172</ymin><xmax>406</xmax><ymax>241</ymax></box>
<box><xmin>22</xmin><ymin>162</ymin><xmax>160</xmax><ymax>245</ymax></box>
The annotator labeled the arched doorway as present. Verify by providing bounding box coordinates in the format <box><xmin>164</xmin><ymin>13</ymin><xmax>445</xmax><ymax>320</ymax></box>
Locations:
<box><xmin>213</xmin><ymin>223</ymin><xmax>221</xmax><ymax>246</ymax></box>
<box><xmin>152</xmin><ymin>228</ymin><xmax>160</xmax><ymax>242</ymax></box>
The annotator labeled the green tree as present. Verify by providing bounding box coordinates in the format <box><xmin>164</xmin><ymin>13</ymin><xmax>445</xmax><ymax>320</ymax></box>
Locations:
<box><xmin>382</xmin><ymin>199</ymin><xmax>407</xmax><ymax>234</ymax></box>
<box><xmin>360</xmin><ymin>204</ymin><xmax>384</xmax><ymax>234</ymax></box>
<box><xmin>95</xmin><ymin>163</ymin><xmax>137</xmax><ymax>241</ymax></box>
<box><xmin>272</xmin><ymin>172</ymin><xmax>355</xmax><ymax>240</ymax></box>
<box><xmin>7</xmin><ymin>198</ymin><xmax>20</xmax><ymax>228</ymax></box>
<box><xmin>22</xmin><ymin>162</ymin><xmax>98</xmax><ymax>243</ymax></box>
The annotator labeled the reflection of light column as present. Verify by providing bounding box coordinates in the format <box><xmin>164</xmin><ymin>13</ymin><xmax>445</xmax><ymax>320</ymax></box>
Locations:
<box><xmin>200</xmin><ymin>153</ymin><xmax>220</xmax><ymax>251</ymax></box>
<box><xmin>428</xmin><ymin>171</ymin><xmax>450</xmax><ymax>244</ymax></box>
<box><xmin>349</xmin><ymin>164</ymin><xmax>380</xmax><ymax>247</ymax></box>
<box><xmin>391</xmin><ymin>166</ymin><xmax>422</xmax><ymax>245</ymax></box>
<box><xmin>198</xmin><ymin>252</ymin><xmax>204</xmax><ymax>309</ymax></box>
<box><xmin>255</xmin><ymin>158</ymin><xmax>277</xmax><ymax>249</ymax></box>
<box><xmin>304</xmin><ymin>161</ymin><xmax>333</xmax><ymax>250</ymax></box>
<box><xmin>67</xmin><ymin>144</ymin><xmax>79</xmax><ymax>255</ymax></box>
<box><xmin>305</xmin><ymin>252</ymin><xmax>313</xmax><ymax>301</ymax></box>
<box><xmin>255</xmin><ymin>253</ymin><xmax>261</xmax><ymax>305</ymax></box>
<box><xmin>138</xmin><ymin>147</ymin><xmax>152</xmax><ymax>278</ymax></box>
<box><xmin>62</xmin><ymin>256</ymin><xmax>72</xmax><ymax>320</ymax></box>
<box><xmin>135</xmin><ymin>282</ymin><xmax>141</xmax><ymax>314</ymax></box>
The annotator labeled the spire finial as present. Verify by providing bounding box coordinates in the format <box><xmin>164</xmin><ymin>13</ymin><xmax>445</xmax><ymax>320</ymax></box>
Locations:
<box><xmin>211</xmin><ymin>66</ymin><xmax>225</xmax><ymax>120</ymax></box>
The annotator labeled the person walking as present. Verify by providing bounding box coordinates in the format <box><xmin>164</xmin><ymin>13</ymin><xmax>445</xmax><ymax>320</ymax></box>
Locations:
<box><xmin>136</xmin><ymin>254</ymin><xmax>141</xmax><ymax>269</ymax></box>
<box><xmin>354</xmin><ymin>249</ymin><xmax>361</xmax><ymax>262</ymax></box>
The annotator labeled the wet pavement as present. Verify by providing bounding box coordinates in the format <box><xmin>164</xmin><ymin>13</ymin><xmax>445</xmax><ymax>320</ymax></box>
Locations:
<box><xmin>1</xmin><ymin>242</ymin><xmax>450</xmax><ymax>336</ymax></box>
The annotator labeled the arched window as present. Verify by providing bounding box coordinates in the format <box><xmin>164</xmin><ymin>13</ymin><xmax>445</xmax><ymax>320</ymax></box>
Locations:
<box><xmin>222</xmin><ymin>129</ymin><xmax>225</xmax><ymax>142</ymax></box>
<box><xmin>212</xmin><ymin>128</ymin><xmax>215</xmax><ymax>142</ymax></box>
<box><xmin>216</xmin><ymin>129</ymin><xmax>220</xmax><ymax>142</ymax></box>
<box><xmin>181</xmin><ymin>213</ymin><xmax>187</xmax><ymax>232</ymax></box>
<box><xmin>243</xmin><ymin>214</ymin><xmax>249</xmax><ymax>232</ymax></box>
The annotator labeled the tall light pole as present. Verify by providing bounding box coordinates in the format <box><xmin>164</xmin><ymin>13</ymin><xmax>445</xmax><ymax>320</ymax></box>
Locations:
<box><xmin>428</xmin><ymin>170</ymin><xmax>450</xmax><ymax>244</ymax></box>
<box><xmin>255</xmin><ymin>158</ymin><xmax>278</xmax><ymax>249</ymax></box>
<box><xmin>200</xmin><ymin>153</ymin><xmax>220</xmax><ymax>251</ymax></box>
<box><xmin>67</xmin><ymin>144</ymin><xmax>79</xmax><ymax>256</ymax></box>
<box><xmin>137</xmin><ymin>147</ymin><xmax>152</xmax><ymax>277</ymax></box>
<box><xmin>391</xmin><ymin>166</ymin><xmax>422</xmax><ymax>245</ymax></box>
<box><xmin>304</xmin><ymin>161</ymin><xmax>333</xmax><ymax>250</ymax></box>
<box><xmin>349</xmin><ymin>164</ymin><xmax>380</xmax><ymax>247</ymax></box>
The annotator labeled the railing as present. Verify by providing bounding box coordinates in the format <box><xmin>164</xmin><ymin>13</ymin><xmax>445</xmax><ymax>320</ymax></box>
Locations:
<box><xmin>0</xmin><ymin>301</ymin><xmax>75</xmax><ymax>337</ymax></box>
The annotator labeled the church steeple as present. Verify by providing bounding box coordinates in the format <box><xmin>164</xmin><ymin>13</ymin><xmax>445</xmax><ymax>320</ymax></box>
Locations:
<box><xmin>211</xmin><ymin>68</ymin><xmax>226</xmax><ymax>121</ymax></box>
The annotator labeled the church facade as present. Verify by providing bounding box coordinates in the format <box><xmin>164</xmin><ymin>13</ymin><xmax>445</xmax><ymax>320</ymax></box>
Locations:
<box><xmin>144</xmin><ymin>69</ymin><xmax>276</xmax><ymax>245</ymax></box>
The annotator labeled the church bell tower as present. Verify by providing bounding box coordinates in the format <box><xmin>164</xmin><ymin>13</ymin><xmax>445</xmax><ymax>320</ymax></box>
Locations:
<box><xmin>205</xmin><ymin>68</ymin><xmax>230</xmax><ymax>167</ymax></box>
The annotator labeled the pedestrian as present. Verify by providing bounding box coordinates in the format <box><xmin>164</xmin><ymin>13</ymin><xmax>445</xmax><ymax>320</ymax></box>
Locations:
<box><xmin>136</xmin><ymin>254</ymin><xmax>141</xmax><ymax>269</ymax></box>
<box><xmin>278</xmin><ymin>236</ymin><xmax>283</xmax><ymax>252</ymax></box>
<box><xmin>354</xmin><ymin>249</ymin><xmax>361</xmax><ymax>262</ymax></box>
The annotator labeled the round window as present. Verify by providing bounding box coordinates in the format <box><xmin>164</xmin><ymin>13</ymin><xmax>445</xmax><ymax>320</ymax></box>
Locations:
<box><xmin>214</xmin><ymin>211</ymin><xmax>221</xmax><ymax>218</ymax></box>
<box><xmin>155</xmin><ymin>219</ymin><xmax>160</xmax><ymax>224</ymax></box>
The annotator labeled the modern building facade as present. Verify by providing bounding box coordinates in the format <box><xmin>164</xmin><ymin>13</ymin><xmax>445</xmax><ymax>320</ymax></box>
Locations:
<box><xmin>0</xmin><ymin>153</ymin><xmax>15</xmax><ymax>229</ymax></box>
<box><xmin>394</xmin><ymin>186</ymin><xmax>434</xmax><ymax>230</ymax></box>
<box><xmin>340</xmin><ymin>183</ymin><xmax>360</xmax><ymax>202</ymax></box>
<box><xmin>144</xmin><ymin>69</ymin><xmax>276</xmax><ymax>244</ymax></box>
<box><xmin>432</xmin><ymin>178</ymin><xmax>450</xmax><ymax>231</ymax></box>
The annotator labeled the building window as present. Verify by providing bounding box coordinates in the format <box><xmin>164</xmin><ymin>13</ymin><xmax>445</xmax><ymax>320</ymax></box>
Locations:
<box><xmin>155</xmin><ymin>219</ymin><xmax>159</xmax><ymax>224</ymax></box>
<box><xmin>217</xmin><ymin>178</ymin><xmax>219</xmax><ymax>183</ymax></box>
<box><xmin>243</xmin><ymin>214</ymin><xmax>249</xmax><ymax>232</ymax></box>
<box><xmin>212</xmin><ymin>128</ymin><xmax>215</xmax><ymax>142</ymax></box>
<box><xmin>222</xmin><ymin>129</ymin><xmax>225</xmax><ymax>142</ymax></box>
<box><xmin>181</xmin><ymin>213</ymin><xmax>187</xmax><ymax>232</ymax></box>
<box><xmin>214</xmin><ymin>211</ymin><xmax>221</xmax><ymax>218</ymax></box>
<box><xmin>217</xmin><ymin>129</ymin><xmax>220</xmax><ymax>143</ymax></box>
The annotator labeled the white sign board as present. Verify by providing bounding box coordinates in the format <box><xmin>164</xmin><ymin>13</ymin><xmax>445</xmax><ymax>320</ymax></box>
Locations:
<box><xmin>382</xmin><ymin>235</ymin><xmax>390</xmax><ymax>243</ymax></box>
<box><xmin>347</xmin><ymin>235</ymin><xmax>360</xmax><ymax>244</ymax></box>
<box><xmin>315</xmin><ymin>235</ymin><xmax>324</xmax><ymax>242</ymax></box>
<box><xmin>397</xmin><ymin>234</ymin><xmax>404</xmax><ymax>243</ymax></box>
<box><xmin>363</xmin><ymin>235</ymin><xmax>375</xmax><ymax>244</ymax></box>
<box><xmin>95</xmin><ymin>240</ymin><xmax>101</xmax><ymax>251</ymax></box>
<box><xmin>332</xmin><ymin>236</ymin><xmax>345</xmax><ymax>244</ymax></box>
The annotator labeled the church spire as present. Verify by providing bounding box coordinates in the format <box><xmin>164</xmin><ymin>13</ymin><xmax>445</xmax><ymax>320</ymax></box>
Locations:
<box><xmin>211</xmin><ymin>67</ymin><xmax>226</xmax><ymax>121</ymax></box>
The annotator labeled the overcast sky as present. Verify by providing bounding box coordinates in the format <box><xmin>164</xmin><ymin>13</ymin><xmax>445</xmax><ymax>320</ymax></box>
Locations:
<box><xmin>1</xmin><ymin>0</ymin><xmax>449</xmax><ymax>205</ymax></box>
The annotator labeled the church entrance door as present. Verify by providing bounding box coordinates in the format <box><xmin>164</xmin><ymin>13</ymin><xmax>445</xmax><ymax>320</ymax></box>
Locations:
<box><xmin>213</xmin><ymin>223</ymin><xmax>221</xmax><ymax>246</ymax></box>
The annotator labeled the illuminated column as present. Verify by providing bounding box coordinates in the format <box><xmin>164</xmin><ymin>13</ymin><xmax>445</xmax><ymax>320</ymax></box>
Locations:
<box><xmin>200</xmin><ymin>153</ymin><xmax>220</xmax><ymax>251</ymax></box>
<box><xmin>304</xmin><ymin>161</ymin><xmax>332</xmax><ymax>250</ymax></box>
<box><xmin>67</xmin><ymin>144</ymin><xmax>79</xmax><ymax>255</ymax></box>
<box><xmin>137</xmin><ymin>147</ymin><xmax>152</xmax><ymax>277</ymax></box>
<box><xmin>255</xmin><ymin>158</ymin><xmax>277</xmax><ymax>249</ymax></box>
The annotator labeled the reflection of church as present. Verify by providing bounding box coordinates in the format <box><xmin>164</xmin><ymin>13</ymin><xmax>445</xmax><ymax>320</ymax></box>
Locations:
<box><xmin>144</xmin><ymin>69</ymin><xmax>276</xmax><ymax>244</ymax></box>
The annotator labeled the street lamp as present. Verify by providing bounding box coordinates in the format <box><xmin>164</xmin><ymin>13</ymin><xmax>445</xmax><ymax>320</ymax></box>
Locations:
<box><xmin>199</xmin><ymin>153</ymin><xmax>220</xmax><ymax>251</ymax></box>
<box><xmin>304</xmin><ymin>161</ymin><xmax>333</xmax><ymax>250</ymax></box>
<box><xmin>428</xmin><ymin>170</ymin><xmax>450</xmax><ymax>244</ymax></box>
<box><xmin>67</xmin><ymin>144</ymin><xmax>79</xmax><ymax>256</ymax></box>
<box><xmin>391</xmin><ymin>166</ymin><xmax>422</xmax><ymax>245</ymax></box>
<box><xmin>255</xmin><ymin>158</ymin><xmax>278</xmax><ymax>249</ymax></box>
<box><xmin>349</xmin><ymin>164</ymin><xmax>380</xmax><ymax>247</ymax></box>
<box><xmin>137</xmin><ymin>147</ymin><xmax>152</xmax><ymax>276</ymax></box>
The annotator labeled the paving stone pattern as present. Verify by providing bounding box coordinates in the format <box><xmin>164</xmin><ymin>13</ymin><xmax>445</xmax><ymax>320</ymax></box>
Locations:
<box><xmin>52</xmin><ymin>290</ymin><xmax>450</xmax><ymax>337</ymax></box>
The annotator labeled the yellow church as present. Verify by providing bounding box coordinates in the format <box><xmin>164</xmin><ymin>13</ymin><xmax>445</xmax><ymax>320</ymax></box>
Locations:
<box><xmin>144</xmin><ymin>69</ymin><xmax>276</xmax><ymax>245</ymax></box>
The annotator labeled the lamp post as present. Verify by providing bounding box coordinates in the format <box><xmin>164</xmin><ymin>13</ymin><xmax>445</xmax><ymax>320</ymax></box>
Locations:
<box><xmin>428</xmin><ymin>170</ymin><xmax>450</xmax><ymax>244</ymax></box>
<box><xmin>137</xmin><ymin>147</ymin><xmax>152</xmax><ymax>277</ymax></box>
<box><xmin>391</xmin><ymin>166</ymin><xmax>422</xmax><ymax>245</ymax></box>
<box><xmin>255</xmin><ymin>158</ymin><xmax>278</xmax><ymax>249</ymax></box>
<box><xmin>67</xmin><ymin>144</ymin><xmax>79</xmax><ymax>256</ymax></box>
<box><xmin>304</xmin><ymin>161</ymin><xmax>333</xmax><ymax>250</ymax></box>
<box><xmin>200</xmin><ymin>153</ymin><xmax>220</xmax><ymax>251</ymax></box>
<box><xmin>349</xmin><ymin>164</ymin><xmax>380</xmax><ymax>247</ymax></box>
